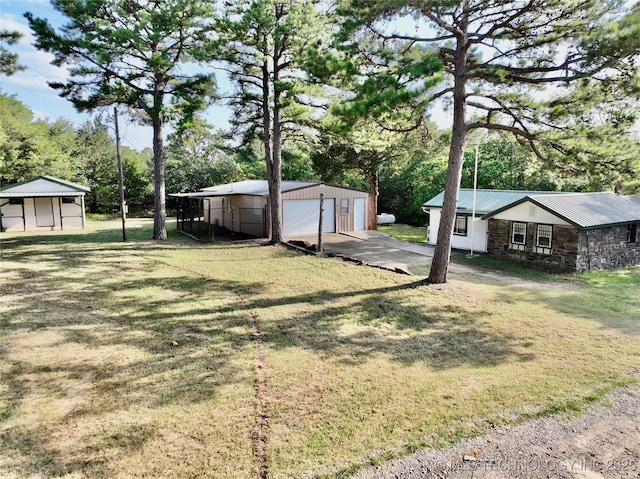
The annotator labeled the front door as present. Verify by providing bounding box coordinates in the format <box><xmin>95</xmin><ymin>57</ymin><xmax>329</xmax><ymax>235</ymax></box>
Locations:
<box><xmin>354</xmin><ymin>197</ymin><xmax>366</xmax><ymax>231</ymax></box>
<box><xmin>34</xmin><ymin>197</ymin><xmax>55</xmax><ymax>227</ymax></box>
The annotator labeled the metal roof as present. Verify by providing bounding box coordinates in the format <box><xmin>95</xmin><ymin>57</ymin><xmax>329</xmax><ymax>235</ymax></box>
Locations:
<box><xmin>172</xmin><ymin>179</ymin><xmax>368</xmax><ymax>199</ymax></box>
<box><xmin>0</xmin><ymin>175</ymin><xmax>90</xmax><ymax>197</ymax></box>
<box><xmin>198</xmin><ymin>180</ymin><xmax>319</xmax><ymax>197</ymax></box>
<box><xmin>0</xmin><ymin>191</ymin><xmax>87</xmax><ymax>198</ymax></box>
<box><xmin>424</xmin><ymin>189</ymin><xmax>640</xmax><ymax>229</ymax></box>
<box><xmin>525</xmin><ymin>193</ymin><xmax>640</xmax><ymax>229</ymax></box>
<box><xmin>422</xmin><ymin>189</ymin><xmax>566</xmax><ymax>215</ymax></box>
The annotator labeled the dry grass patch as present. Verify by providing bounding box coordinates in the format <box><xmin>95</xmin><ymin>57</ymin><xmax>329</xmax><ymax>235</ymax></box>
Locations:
<box><xmin>1</xmin><ymin>224</ymin><xmax>638</xmax><ymax>478</ymax></box>
<box><xmin>1</xmin><ymin>231</ymin><xmax>257</xmax><ymax>478</ymax></box>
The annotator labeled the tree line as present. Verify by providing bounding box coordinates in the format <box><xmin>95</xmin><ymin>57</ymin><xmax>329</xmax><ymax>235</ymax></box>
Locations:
<box><xmin>1</xmin><ymin>0</ymin><xmax>638</xmax><ymax>283</ymax></box>
<box><xmin>6</xmin><ymin>91</ymin><xmax>629</xmax><ymax>222</ymax></box>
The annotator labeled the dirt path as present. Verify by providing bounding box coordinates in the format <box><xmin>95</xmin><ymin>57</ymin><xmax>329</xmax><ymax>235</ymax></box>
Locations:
<box><xmin>228</xmin><ymin>286</ymin><xmax>270</xmax><ymax>479</ymax></box>
<box><xmin>354</xmin><ymin>384</ymin><xmax>640</xmax><ymax>479</ymax></box>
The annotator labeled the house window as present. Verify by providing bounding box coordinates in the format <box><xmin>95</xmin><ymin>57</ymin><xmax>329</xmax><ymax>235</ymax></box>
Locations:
<box><xmin>340</xmin><ymin>198</ymin><xmax>349</xmax><ymax>215</ymax></box>
<box><xmin>511</xmin><ymin>222</ymin><xmax>527</xmax><ymax>245</ymax></box>
<box><xmin>628</xmin><ymin>223</ymin><xmax>638</xmax><ymax>243</ymax></box>
<box><xmin>8</xmin><ymin>198</ymin><xmax>23</xmax><ymax>205</ymax></box>
<box><xmin>453</xmin><ymin>215</ymin><xmax>467</xmax><ymax>236</ymax></box>
<box><xmin>61</xmin><ymin>197</ymin><xmax>76</xmax><ymax>204</ymax></box>
<box><xmin>536</xmin><ymin>224</ymin><xmax>553</xmax><ymax>248</ymax></box>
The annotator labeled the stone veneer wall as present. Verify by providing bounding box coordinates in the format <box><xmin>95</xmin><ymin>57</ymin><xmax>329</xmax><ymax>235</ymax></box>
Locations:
<box><xmin>487</xmin><ymin>219</ymin><xmax>580</xmax><ymax>272</ymax></box>
<box><xmin>577</xmin><ymin>226</ymin><xmax>640</xmax><ymax>271</ymax></box>
<box><xmin>488</xmin><ymin>219</ymin><xmax>640</xmax><ymax>271</ymax></box>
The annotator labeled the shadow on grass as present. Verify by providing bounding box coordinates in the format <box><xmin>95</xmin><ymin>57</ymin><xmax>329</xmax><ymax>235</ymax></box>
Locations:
<box><xmin>449</xmin><ymin>253</ymin><xmax>640</xmax><ymax>336</ymax></box>
<box><xmin>1</xmin><ymin>236</ymin><xmax>265</xmax><ymax>476</ymax></box>
<box><xmin>478</xmin><ymin>274</ymin><xmax>640</xmax><ymax>337</ymax></box>
<box><xmin>259</xmin><ymin>297</ymin><xmax>535</xmax><ymax>369</ymax></box>
<box><xmin>0</xmin><ymin>230</ymin><xmax>537</xmax><ymax>478</ymax></box>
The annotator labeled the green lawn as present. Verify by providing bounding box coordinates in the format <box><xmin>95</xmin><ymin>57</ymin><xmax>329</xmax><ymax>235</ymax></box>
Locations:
<box><xmin>1</xmin><ymin>220</ymin><xmax>639</xmax><ymax>478</ymax></box>
<box><xmin>377</xmin><ymin>223</ymin><xmax>427</xmax><ymax>244</ymax></box>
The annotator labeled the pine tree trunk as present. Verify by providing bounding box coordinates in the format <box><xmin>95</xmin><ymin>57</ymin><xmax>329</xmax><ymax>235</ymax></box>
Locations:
<box><xmin>427</xmin><ymin>18</ymin><xmax>469</xmax><ymax>284</ymax></box>
<box><xmin>152</xmin><ymin>116</ymin><xmax>167</xmax><ymax>240</ymax></box>
<box><xmin>267</xmin><ymin>28</ymin><xmax>284</xmax><ymax>244</ymax></box>
<box><xmin>368</xmin><ymin>169</ymin><xmax>378</xmax><ymax>230</ymax></box>
<box><xmin>270</xmin><ymin>102</ymin><xmax>283</xmax><ymax>243</ymax></box>
<box><xmin>262</xmin><ymin>55</ymin><xmax>277</xmax><ymax>244</ymax></box>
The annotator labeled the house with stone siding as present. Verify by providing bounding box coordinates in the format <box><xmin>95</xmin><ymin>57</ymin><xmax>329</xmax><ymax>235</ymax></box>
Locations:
<box><xmin>422</xmin><ymin>189</ymin><xmax>567</xmax><ymax>253</ymax></box>
<box><xmin>482</xmin><ymin>192</ymin><xmax>640</xmax><ymax>272</ymax></box>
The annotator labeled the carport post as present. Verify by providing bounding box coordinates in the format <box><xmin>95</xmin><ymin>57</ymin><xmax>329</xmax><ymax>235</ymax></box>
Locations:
<box><xmin>317</xmin><ymin>192</ymin><xmax>324</xmax><ymax>253</ymax></box>
<box><xmin>58</xmin><ymin>197</ymin><xmax>63</xmax><ymax>230</ymax></box>
<box><xmin>468</xmin><ymin>143</ymin><xmax>479</xmax><ymax>258</ymax></box>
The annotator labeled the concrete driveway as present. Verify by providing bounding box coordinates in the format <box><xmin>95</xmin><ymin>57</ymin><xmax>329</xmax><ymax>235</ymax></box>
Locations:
<box><xmin>287</xmin><ymin>231</ymin><xmax>572</xmax><ymax>289</ymax></box>
<box><xmin>286</xmin><ymin>230</ymin><xmax>434</xmax><ymax>274</ymax></box>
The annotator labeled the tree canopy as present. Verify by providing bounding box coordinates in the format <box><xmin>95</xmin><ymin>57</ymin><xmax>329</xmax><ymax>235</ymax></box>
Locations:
<box><xmin>164</xmin><ymin>120</ymin><xmax>245</xmax><ymax>194</ymax></box>
<box><xmin>334</xmin><ymin>0</ymin><xmax>640</xmax><ymax>282</ymax></box>
<box><xmin>0</xmin><ymin>30</ymin><xmax>25</xmax><ymax>76</ymax></box>
<box><xmin>212</xmin><ymin>0</ymin><xmax>328</xmax><ymax>243</ymax></box>
<box><xmin>10</xmin><ymin>0</ymin><xmax>639</xmax><ymax>262</ymax></box>
<box><xmin>0</xmin><ymin>92</ymin><xmax>152</xmax><ymax>212</ymax></box>
<box><xmin>26</xmin><ymin>0</ymin><xmax>218</xmax><ymax>239</ymax></box>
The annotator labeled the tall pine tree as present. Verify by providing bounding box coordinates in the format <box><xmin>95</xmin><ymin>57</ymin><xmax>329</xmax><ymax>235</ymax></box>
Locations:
<box><xmin>26</xmin><ymin>0</ymin><xmax>217</xmax><ymax>239</ymax></box>
<box><xmin>211</xmin><ymin>0</ymin><xmax>327</xmax><ymax>243</ymax></box>
<box><xmin>335</xmin><ymin>0</ymin><xmax>640</xmax><ymax>283</ymax></box>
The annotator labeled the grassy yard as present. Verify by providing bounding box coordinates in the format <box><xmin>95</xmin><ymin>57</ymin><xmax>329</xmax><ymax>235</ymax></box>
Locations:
<box><xmin>1</xmin><ymin>220</ymin><xmax>639</xmax><ymax>478</ymax></box>
<box><xmin>377</xmin><ymin>223</ymin><xmax>427</xmax><ymax>244</ymax></box>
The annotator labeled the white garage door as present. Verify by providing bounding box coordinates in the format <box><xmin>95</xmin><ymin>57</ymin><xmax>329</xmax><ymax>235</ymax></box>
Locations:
<box><xmin>283</xmin><ymin>199</ymin><xmax>335</xmax><ymax>237</ymax></box>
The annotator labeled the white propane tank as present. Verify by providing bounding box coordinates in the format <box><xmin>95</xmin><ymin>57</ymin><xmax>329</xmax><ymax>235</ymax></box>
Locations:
<box><xmin>376</xmin><ymin>213</ymin><xmax>396</xmax><ymax>225</ymax></box>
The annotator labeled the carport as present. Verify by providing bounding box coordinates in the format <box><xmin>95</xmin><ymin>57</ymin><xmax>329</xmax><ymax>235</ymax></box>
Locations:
<box><xmin>171</xmin><ymin>180</ymin><xmax>370</xmax><ymax>241</ymax></box>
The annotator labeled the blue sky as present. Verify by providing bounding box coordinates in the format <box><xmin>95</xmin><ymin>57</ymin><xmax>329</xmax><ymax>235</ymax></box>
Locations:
<box><xmin>0</xmin><ymin>0</ymin><xmax>233</xmax><ymax>151</ymax></box>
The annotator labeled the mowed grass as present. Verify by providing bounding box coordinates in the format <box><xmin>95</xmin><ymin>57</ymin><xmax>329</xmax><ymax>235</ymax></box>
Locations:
<box><xmin>377</xmin><ymin>223</ymin><xmax>427</xmax><ymax>244</ymax></box>
<box><xmin>1</xmin><ymin>220</ymin><xmax>639</xmax><ymax>478</ymax></box>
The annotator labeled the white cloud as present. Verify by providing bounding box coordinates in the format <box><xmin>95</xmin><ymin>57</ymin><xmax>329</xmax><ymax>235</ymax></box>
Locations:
<box><xmin>22</xmin><ymin>49</ymin><xmax>69</xmax><ymax>79</ymax></box>
<box><xmin>2</xmin><ymin>73</ymin><xmax>58</xmax><ymax>96</ymax></box>
<box><xmin>0</xmin><ymin>14</ymin><xmax>35</xmax><ymax>40</ymax></box>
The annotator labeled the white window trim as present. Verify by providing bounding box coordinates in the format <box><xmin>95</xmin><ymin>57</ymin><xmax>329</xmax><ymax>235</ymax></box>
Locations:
<box><xmin>340</xmin><ymin>198</ymin><xmax>349</xmax><ymax>215</ymax></box>
<box><xmin>511</xmin><ymin>222</ymin><xmax>527</xmax><ymax>245</ymax></box>
<box><xmin>536</xmin><ymin>224</ymin><xmax>553</xmax><ymax>248</ymax></box>
<box><xmin>453</xmin><ymin>215</ymin><xmax>468</xmax><ymax>236</ymax></box>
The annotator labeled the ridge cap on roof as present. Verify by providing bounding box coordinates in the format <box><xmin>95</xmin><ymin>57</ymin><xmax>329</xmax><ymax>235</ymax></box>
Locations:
<box><xmin>527</xmin><ymin>191</ymin><xmax>615</xmax><ymax>198</ymax></box>
<box><xmin>0</xmin><ymin>175</ymin><xmax>90</xmax><ymax>192</ymax></box>
<box><xmin>40</xmin><ymin>175</ymin><xmax>90</xmax><ymax>191</ymax></box>
<box><xmin>457</xmin><ymin>188</ymin><xmax>562</xmax><ymax>193</ymax></box>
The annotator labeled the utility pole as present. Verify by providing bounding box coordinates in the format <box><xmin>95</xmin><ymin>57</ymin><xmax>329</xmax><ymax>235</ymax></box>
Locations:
<box><xmin>114</xmin><ymin>107</ymin><xmax>127</xmax><ymax>242</ymax></box>
<box><xmin>468</xmin><ymin>142</ymin><xmax>479</xmax><ymax>257</ymax></box>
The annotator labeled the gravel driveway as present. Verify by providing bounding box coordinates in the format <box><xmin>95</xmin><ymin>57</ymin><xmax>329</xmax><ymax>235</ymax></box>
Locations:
<box><xmin>353</xmin><ymin>383</ymin><xmax>640</xmax><ymax>479</ymax></box>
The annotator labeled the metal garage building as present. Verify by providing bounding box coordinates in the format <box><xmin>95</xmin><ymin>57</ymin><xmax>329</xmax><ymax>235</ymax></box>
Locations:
<box><xmin>172</xmin><ymin>180</ymin><xmax>369</xmax><ymax>240</ymax></box>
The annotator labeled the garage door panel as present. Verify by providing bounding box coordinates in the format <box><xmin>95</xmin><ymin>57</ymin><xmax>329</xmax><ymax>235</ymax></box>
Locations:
<box><xmin>283</xmin><ymin>199</ymin><xmax>335</xmax><ymax>236</ymax></box>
